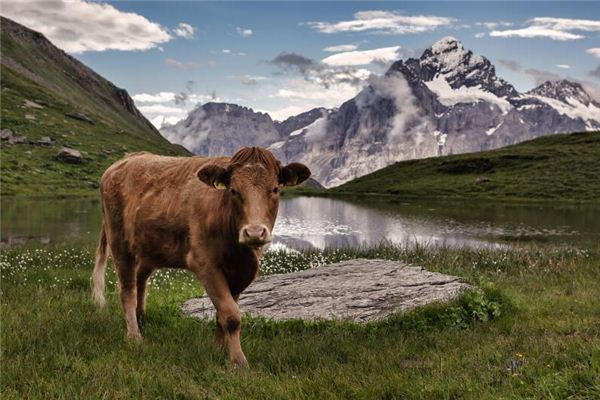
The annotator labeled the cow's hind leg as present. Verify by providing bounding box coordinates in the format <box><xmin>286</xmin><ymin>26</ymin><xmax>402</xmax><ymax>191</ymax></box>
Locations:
<box><xmin>114</xmin><ymin>252</ymin><xmax>141</xmax><ymax>340</ymax></box>
<box><xmin>136</xmin><ymin>264</ymin><xmax>154</xmax><ymax>326</ymax></box>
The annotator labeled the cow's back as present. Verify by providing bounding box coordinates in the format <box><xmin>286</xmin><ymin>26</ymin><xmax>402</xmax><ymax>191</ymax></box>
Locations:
<box><xmin>99</xmin><ymin>152</ymin><xmax>224</xmax><ymax>265</ymax></box>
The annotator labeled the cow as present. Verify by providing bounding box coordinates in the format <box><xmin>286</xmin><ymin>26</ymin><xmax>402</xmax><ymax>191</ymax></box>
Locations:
<box><xmin>91</xmin><ymin>147</ymin><xmax>310</xmax><ymax>367</ymax></box>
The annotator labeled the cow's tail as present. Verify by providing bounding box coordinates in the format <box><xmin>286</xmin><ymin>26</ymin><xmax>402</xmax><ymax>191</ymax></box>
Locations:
<box><xmin>91</xmin><ymin>220</ymin><xmax>108</xmax><ymax>308</ymax></box>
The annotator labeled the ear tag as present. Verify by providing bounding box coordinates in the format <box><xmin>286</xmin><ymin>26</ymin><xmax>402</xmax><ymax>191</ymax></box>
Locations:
<box><xmin>214</xmin><ymin>182</ymin><xmax>227</xmax><ymax>190</ymax></box>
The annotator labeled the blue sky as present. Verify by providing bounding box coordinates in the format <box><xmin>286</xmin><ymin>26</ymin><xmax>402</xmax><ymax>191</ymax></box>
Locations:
<box><xmin>3</xmin><ymin>1</ymin><xmax>600</xmax><ymax>125</ymax></box>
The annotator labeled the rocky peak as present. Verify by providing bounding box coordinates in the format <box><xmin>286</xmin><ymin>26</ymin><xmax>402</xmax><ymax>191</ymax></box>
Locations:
<box><xmin>202</xmin><ymin>102</ymin><xmax>273</xmax><ymax>121</ymax></box>
<box><xmin>419</xmin><ymin>37</ymin><xmax>484</xmax><ymax>81</ymax></box>
<box><xmin>527</xmin><ymin>80</ymin><xmax>597</xmax><ymax>106</ymax></box>
<box><xmin>275</xmin><ymin>107</ymin><xmax>330</xmax><ymax>136</ymax></box>
<box><xmin>393</xmin><ymin>37</ymin><xmax>518</xmax><ymax>99</ymax></box>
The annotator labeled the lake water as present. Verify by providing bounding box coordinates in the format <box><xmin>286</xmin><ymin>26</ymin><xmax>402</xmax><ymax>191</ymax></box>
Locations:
<box><xmin>1</xmin><ymin>196</ymin><xmax>599</xmax><ymax>250</ymax></box>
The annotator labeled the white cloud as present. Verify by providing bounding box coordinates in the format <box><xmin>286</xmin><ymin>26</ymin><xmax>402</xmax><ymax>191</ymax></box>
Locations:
<box><xmin>233</xmin><ymin>75</ymin><xmax>266</xmax><ymax>85</ymax></box>
<box><xmin>1</xmin><ymin>0</ymin><xmax>171</xmax><ymax>53</ymax></box>
<box><xmin>236</xmin><ymin>27</ymin><xmax>253</xmax><ymax>37</ymax></box>
<box><xmin>262</xmin><ymin>77</ymin><xmax>366</xmax><ymax>120</ymax></box>
<box><xmin>490</xmin><ymin>17</ymin><xmax>600</xmax><ymax>41</ymax></box>
<box><xmin>262</xmin><ymin>105</ymin><xmax>311</xmax><ymax>122</ymax></box>
<box><xmin>137</xmin><ymin>105</ymin><xmax>188</xmax><ymax>115</ymax></box>
<box><xmin>165</xmin><ymin>58</ymin><xmax>200</xmax><ymax>70</ymax></box>
<box><xmin>308</xmin><ymin>10</ymin><xmax>454</xmax><ymax>35</ymax></box>
<box><xmin>476</xmin><ymin>21</ymin><xmax>513</xmax><ymax>30</ymax></box>
<box><xmin>587</xmin><ymin>48</ymin><xmax>600</xmax><ymax>59</ymax></box>
<box><xmin>173</xmin><ymin>23</ymin><xmax>196</xmax><ymax>39</ymax></box>
<box><xmin>134</xmin><ymin>90</ymin><xmax>216</xmax><ymax>128</ymax></box>
<box><xmin>222</xmin><ymin>49</ymin><xmax>231</xmax><ymax>54</ymax></box>
<box><xmin>490</xmin><ymin>27</ymin><xmax>583</xmax><ymax>41</ymax></box>
<box><xmin>474</xmin><ymin>32</ymin><xmax>486</xmax><ymax>39</ymax></box>
<box><xmin>132</xmin><ymin>92</ymin><xmax>176</xmax><ymax>103</ymax></box>
<box><xmin>323</xmin><ymin>44</ymin><xmax>358</xmax><ymax>52</ymax></box>
<box><xmin>556</xmin><ymin>64</ymin><xmax>571</xmax><ymax>69</ymax></box>
<box><xmin>322</xmin><ymin>46</ymin><xmax>402</xmax><ymax>66</ymax></box>
<box><xmin>150</xmin><ymin>115</ymin><xmax>181</xmax><ymax>128</ymax></box>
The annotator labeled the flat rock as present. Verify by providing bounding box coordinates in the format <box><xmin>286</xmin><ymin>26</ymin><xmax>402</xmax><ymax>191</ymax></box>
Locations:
<box><xmin>1</xmin><ymin>129</ymin><xmax>13</xmax><ymax>140</ymax></box>
<box><xmin>65</xmin><ymin>112</ymin><xmax>95</xmax><ymax>125</ymax></box>
<box><xmin>56</xmin><ymin>147</ymin><xmax>83</xmax><ymax>163</ymax></box>
<box><xmin>182</xmin><ymin>259</ymin><xmax>471</xmax><ymax>323</ymax></box>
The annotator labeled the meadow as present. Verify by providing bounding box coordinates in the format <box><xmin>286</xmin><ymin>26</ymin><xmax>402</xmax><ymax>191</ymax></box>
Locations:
<box><xmin>1</xmin><ymin>243</ymin><xmax>599</xmax><ymax>399</ymax></box>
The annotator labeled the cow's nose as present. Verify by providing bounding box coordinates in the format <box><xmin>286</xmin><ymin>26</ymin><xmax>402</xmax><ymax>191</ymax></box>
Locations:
<box><xmin>240</xmin><ymin>224</ymin><xmax>271</xmax><ymax>246</ymax></box>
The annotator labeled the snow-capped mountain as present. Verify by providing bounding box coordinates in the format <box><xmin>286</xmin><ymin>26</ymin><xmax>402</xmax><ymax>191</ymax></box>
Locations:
<box><xmin>161</xmin><ymin>37</ymin><xmax>600</xmax><ymax>187</ymax></box>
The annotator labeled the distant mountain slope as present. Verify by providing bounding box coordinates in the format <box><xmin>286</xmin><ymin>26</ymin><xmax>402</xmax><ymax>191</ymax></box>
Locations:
<box><xmin>161</xmin><ymin>102</ymin><xmax>281</xmax><ymax>156</ymax></box>
<box><xmin>162</xmin><ymin>36</ymin><xmax>600</xmax><ymax>189</ymax></box>
<box><xmin>332</xmin><ymin>131</ymin><xmax>600</xmax><ymax>202</ymax></box>
<box><xmin>277</xmin><ymin>37</ymin><xmax>600</xmax><ymax>187</ymax></box>
<box><xmin>0</xmin><ymin>17</ymin><xmax>189</xmax><ymax>196</ymax></box>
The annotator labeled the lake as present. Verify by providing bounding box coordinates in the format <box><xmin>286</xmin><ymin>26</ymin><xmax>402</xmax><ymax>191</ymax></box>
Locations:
<box><xmin>1</xmin><ymin>196</ymin><xmax>599</xmax><ymax>250</ymax></box>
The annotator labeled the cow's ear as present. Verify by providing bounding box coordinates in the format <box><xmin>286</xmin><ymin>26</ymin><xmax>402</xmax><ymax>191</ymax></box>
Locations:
<box><xmin>197</xmin><ymin>165</ymin><xmax>229</xmax><ymax>189</ymax></box>
<box><xmin>279</xmin><ymin>163</ymin><xmax>311</xmax><ymax>186</ymax></box>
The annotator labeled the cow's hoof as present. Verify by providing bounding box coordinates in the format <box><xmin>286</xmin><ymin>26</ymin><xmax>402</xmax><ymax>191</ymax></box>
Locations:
<box><xmin>127</xmin><ymin>332</ymin><xmax>143</xmax><ymax>343</ymax></box>
<box><xmin>136</xmin><ymin>311</ymin><xmax>145</xmax><ymax>327</ymax></box>
<box><xmin>230</xmin><ymin>353</ymin><xmax>248</xmax><ymax>369</ymax></box>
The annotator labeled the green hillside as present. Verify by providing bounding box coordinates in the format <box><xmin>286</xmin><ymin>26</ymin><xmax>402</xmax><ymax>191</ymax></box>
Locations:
<box><xmin>332</xmin><ymin>131</ymin><xmax>600</xmax><ymax>202</ymax></box>
<box><xmin>0</xmin><ymin>17</ymin><xmax>189</xmax><ymax>196</ymax></box>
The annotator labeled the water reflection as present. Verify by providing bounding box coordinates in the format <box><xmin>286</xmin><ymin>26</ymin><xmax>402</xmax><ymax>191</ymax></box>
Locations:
<box><xmin>1</xmin><ymin>196</ymin><xmax>598</xmax><ymax>250</ymax></box>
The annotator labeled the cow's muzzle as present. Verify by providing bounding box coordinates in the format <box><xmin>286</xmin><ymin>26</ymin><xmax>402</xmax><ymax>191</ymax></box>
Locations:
<box><xmin>239</xmin><ymin>224</ymin><xmax>271</xmax><ymax>247</ymax></box>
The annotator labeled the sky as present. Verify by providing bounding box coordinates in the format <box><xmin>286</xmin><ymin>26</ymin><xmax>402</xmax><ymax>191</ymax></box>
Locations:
<box><xmin>2</xmin><ymin>1</ymin><xmax>600</xmax><ymax>127</ymax></box>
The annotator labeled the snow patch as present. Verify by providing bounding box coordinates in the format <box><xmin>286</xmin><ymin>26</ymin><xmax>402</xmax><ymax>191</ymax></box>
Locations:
<box><xmin>269</xmin><ymin>141</ymin><xmax>285</xmax><ymax>150</ymax></box>
<box><xmin>425</xmin><ymin>76</ymin><xmax>512</xmax><ymax>113</ymax></box>
<box><xmin>527</xmin><ymin>94</ymin><xmax>600</xmax><ymax>123</ymax></box>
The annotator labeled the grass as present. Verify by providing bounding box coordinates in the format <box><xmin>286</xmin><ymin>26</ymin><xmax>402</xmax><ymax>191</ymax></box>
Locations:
<box><xmin>1</xmin><ymin>18</ymin><xmax>190</xmax><ymax>197</ymax></box>
<box><xmin>2</xmin><ymin>243</ymin><xmax>599</xmax><ymax>399</ymax></box>
<box><xmin>327</xmin><ymin>131</ymin><xmax>600</xmax><ymax>203</ymax></box>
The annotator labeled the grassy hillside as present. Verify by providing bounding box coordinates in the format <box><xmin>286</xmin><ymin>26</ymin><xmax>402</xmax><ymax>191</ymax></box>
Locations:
<box><xmin>332</xmin><ymin>131</ymin><xmax>600</xmax><ymax>202</ymax></box>
<box><xmin>0</xmin><ymin>17</ymin><xmax>189</xmax><ymax>196</ymax></box>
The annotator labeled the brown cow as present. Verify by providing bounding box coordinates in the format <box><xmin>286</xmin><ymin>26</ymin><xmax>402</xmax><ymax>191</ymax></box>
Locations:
<box><xmin>91</xmin><ymin>147</ymin><xmax>310</xmax><ymax>367</ymax></box>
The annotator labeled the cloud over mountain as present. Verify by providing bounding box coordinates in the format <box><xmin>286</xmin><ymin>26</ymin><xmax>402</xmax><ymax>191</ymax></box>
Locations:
<box><xmin>322</xmin><ymin>46</ymin><xmax>402</xmax><ymax>67</ymax></box>
<box><xmin>308</xmin><ymin>10</ymin><xmax>454</xmax><ymax>35</ymax></box>
<box><xmin>489</xmin><ymin>17</ymin><xmax>600</xmax><ymax>41</ymax></box>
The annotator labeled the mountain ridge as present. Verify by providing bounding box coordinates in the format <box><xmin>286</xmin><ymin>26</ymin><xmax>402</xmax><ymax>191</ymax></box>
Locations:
<box><xmin>161</xmin><ymin>36</ymin><xmax>600</xmax><ymax>187</ymax></box>
<box><xmin>0</xmin><ymin>17</ymin><xmax>189</xmax><ymax>196</ymax></box>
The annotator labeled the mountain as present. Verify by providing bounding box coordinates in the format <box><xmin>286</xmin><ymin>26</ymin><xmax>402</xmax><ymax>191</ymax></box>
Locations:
<box><xmin>162</xmin><ymin>36</ymin><xmax>600</xmax><ymax>188</ymax></box>
<box><xmin>332</xmin><ymin>131</ymin><xmax>600</xmax><ymax>202</ymax></box>
<box><xmin>161</xmin><ymin>102</ymin><xmax>281</xmax><ymax>156</ymax></box>
<box><xmin>0</xmin><ymin>17</ymin><xmax>189</xmax><ymax>196</ymax></box>
<box><xmin>274</xmin><ymin>107</ymin><xmax>330</xmax><ymax>136</ymax></box>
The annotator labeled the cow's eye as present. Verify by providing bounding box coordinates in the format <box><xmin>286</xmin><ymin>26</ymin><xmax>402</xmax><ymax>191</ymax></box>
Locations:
<box><xmin>272</xmin><ymin>187</ymin><xmax>279</xmax><ymax>194</ymax></box>
<box><xmin>230</xmin><ymin>188</ymin><xmax>238</xmax><ymax>196</ymax></box>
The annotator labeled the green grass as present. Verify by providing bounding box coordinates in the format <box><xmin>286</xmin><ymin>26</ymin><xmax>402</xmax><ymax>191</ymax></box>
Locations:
<box><xmin>329</xmin><ymin>131</ymin><xmax>600</xmax><ymax>203</ymax></box>
<box><xmin>0</xmin><ymin>66</ymin><xmax>189</xmax><ymax>196</ymax></box>
<box><xmin>2</xmin><ymin>244</ymin><xmax>599</xmax><ymax>399</ymax></box>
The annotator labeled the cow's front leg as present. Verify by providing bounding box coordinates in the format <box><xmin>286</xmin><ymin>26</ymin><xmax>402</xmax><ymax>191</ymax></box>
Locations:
<box><xmin>188</xmin><ymin>256</ymin><xmax>247</xmax><ymax>367</ymax></box>
<box><xmin>214</xmin><ymin>293</ymin><xmax>240</xmax><ymax>348</ymax></box>
<box><xmin>214</xmin><ymin>311</ymin><xmax>226</xmax><ymax>347</ymax></box>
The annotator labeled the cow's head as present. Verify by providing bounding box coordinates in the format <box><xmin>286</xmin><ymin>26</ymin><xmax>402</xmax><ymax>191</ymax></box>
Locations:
<box><xmin>197</xmin><ymin>147</ymin><xmax>310</xmax><ymax>248</ymax></box>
